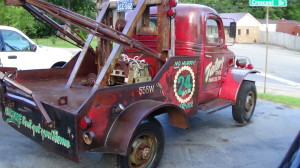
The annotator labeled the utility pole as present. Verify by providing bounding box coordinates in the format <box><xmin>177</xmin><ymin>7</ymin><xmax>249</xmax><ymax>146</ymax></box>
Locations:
<box><xmin>249</xmin><ymin>0</ymin><xmax>287</xmax><ymax>93</ymax></box>
<box><xmin>264</xmin><ymin>7</ymin><xmax>269</xmax><ymax>93</ymax></box>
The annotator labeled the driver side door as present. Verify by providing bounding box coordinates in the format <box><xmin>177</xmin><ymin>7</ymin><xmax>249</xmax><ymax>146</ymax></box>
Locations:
<box><xmin>199</xmin><ymin>15</ymin><xmax>227</xmax><ymax>102</ymax></box>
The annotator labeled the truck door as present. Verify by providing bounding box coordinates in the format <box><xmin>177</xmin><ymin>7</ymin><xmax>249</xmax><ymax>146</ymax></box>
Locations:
<box><xmin>200</xmin><ymin>15</ymin><xmax>227</xmax><ymax>101</ymax></box>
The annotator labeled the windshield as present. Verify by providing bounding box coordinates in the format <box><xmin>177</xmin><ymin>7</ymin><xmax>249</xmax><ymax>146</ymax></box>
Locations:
<box><xmin>1</xmin><ymin>30</ymin><xmax>31</xmax><ymax>51</ymax></box>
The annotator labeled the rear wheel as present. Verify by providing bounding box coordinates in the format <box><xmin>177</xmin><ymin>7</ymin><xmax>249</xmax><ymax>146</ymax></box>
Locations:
<box><xmin>101</xmin><ymin>118</ymin><xmax>164</xmax><ymax>168</ymax></box>
<box><xmin>232</xmin><ymin>81</ymin><xmax>257</xmax><ymax>124</ymax></box>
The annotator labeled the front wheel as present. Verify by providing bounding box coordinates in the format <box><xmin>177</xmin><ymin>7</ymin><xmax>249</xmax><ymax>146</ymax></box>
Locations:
<box><xmin>101</xmin><ymin>118</ymin><xmax>164</xmax><ymax>168</ymax></box>
<box><xmin>232</xmin><ymin>81</ymin><xmax>257</xmax><ymax>124</ymax></box>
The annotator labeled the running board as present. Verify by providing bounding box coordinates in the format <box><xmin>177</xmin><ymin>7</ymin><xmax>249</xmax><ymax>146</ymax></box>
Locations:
<box><xmin>199</xmin><ymin>98</ymin><xmax>232</xmax><ymax>114</ymax></box>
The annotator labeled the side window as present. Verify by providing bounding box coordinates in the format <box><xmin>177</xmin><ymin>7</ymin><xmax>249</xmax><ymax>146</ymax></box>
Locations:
<box><xmin>1</xmin><ymin>30</ymin><xmax>31</xmax><ymax>52</ymax></box>
<box><xmin>149</xmin><ymin>17</ymin><xmax>157</xmax><ymax>28</ymax></box>
<box><xmin>206</xmin><ymin>19</ymin><xmax>220</xmax><ymax>44</ymax></box>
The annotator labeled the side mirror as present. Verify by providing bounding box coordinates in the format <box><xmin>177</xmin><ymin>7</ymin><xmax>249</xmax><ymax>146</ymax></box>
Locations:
<box><xmin>229</xmin><ymin>22</ymin><xmax>236</xmax><ymax>38</ymax></box>
<box><xmin>30</xmin><ymin>44</ymin><xmax>37</xmax><ymax>52</ymax></box>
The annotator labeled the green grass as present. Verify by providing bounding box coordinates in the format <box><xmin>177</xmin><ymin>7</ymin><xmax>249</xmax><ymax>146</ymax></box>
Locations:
<box><xmin>258</xmin><ymin>93</ymin><xmax>300</xmax><ymax>108</ymax></box>
<box><xmin>33</xmin><ymin>37</ymin><xmax>97</xmax><ymax>48</ymax></box>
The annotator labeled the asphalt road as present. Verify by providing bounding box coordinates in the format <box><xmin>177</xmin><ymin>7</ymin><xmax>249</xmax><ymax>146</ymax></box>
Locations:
<box><xmin>1</xmin><ymin>99</ymin><xmax>299</xmax><ymax>168</ymax></box>
<box><xmin>229</xmin><ymin>43</ymin><xmax>300</xmax><ymax>83</ymax></box>
<box><xmin>229</xmin><ymin>44</ymin><xmax>300</xmax><ymax>97</ymax></box>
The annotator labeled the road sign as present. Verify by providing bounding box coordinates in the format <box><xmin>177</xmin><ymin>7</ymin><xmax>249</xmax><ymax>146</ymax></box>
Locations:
<box><xmin>250</xmin><ymin>0</ymin><xmax>287</xmax><ymax>7</ymax></box>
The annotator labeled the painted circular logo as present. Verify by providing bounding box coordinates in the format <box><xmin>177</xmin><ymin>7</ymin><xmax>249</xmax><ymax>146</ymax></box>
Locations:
<box><xmin>173</xmin><ymin>66</ymin><xmax>195</xmax><ymax>104</ymax></box>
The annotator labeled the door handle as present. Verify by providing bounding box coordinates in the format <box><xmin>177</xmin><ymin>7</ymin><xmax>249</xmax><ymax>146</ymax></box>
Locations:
<box><xmin>8</xmin><ymin>55</ymin><xmax>17</xmax><ymax>59</ymax></box>
<box><xmin>205</xmin><ymin>55</ymin><xmax>212</xmax><ymax>58</ymax></box>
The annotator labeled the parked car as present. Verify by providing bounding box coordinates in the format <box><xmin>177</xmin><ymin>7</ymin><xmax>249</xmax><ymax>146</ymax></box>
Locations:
<box><xmin>0</xmin><ymin>25</ymin><xmax>78</xmax><ymax>70</ymax></box>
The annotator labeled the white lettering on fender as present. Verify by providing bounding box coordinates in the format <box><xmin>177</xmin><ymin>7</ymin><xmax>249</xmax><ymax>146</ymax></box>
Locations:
<box><xmin>204</xmin><ymin>57</ymin><xmax>225</xmax><ymax>83</ymax></box>
<box><xmin>139</xmin><ymin>85</ymin><xmax>155</xmax><ymax>95</ymax></box>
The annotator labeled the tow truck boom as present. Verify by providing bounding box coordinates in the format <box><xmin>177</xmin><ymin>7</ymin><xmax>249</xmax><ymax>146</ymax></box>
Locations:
<box><xmin>5</xmin><ymin>0</ymin><xmax>164</xmax><ymax>88</ymax></box>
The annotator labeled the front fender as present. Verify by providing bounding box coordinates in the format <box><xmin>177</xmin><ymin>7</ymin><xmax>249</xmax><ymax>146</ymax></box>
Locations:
<box><xmin>102</xmin><ymin>100</ymin><xmax>189</xmax><ymax>155</ymax></box>
<box><xmin>219</xmin><ymin>68</ymin><xmax>258</xmax><ymax>103</ymax></box>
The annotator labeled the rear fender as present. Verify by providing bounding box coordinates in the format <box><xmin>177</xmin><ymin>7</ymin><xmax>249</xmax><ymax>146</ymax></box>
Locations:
<box><xmin>219</xmin><ymin>68</ymin><xmax>258</xmax><ymax>103</ymax></box>
<box><xmin>103</xmin><ymin>100</ymin><xmax>189</xmax><ymax>155</ymax></box>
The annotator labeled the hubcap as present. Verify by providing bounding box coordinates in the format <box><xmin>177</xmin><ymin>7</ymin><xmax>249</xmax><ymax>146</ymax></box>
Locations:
<box><xmin>128</xmin><ymin>132</ymin><xmax>156</xmax><ymax>168</ymax></box>
<box><xmin>245</xmin><ymin>91</ymin><xmax>255</xmax><ymax>115</ymax></box>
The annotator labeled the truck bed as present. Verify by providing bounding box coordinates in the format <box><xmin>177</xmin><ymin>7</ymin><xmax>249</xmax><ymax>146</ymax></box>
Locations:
<box><xmin>21</xmin><ymin>78</ymin><xmax>92</xmax><ymax>113</ymax></box>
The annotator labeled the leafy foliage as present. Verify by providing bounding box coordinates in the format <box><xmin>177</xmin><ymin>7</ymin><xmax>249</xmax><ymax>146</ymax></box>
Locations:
<box><xmin>44</xmin><ymin>0</ymin><xmax>96</xmax><ymax>18</ymax></box>
<box><xmin>179</xmin><ymin>0</ymin><xmax>300</xmax><ymax>21</ymax></box>
<box><xmin>0</xmin><ymin>0</ymin><xmax>39</xmax><ymax>37</ymax></box>
<box><xmin>0</xmin><ymin>0</ymin><xmax>95</xmax><ymax>38</ymax></box>
<box><xmin>0</xmin><ymin>0</ymin><xmax>299</xmax><ymax>38</ymax></box>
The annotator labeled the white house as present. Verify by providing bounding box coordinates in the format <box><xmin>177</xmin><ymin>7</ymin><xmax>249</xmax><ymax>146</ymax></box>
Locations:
<box><xmin>257</xmin><ymin>19</ymin><xmax>278</xmax><ymax>32</ymax></box>
<box><xmin>220</xmin><ymin>13</ymin><xmax>261</xmax><ymax>43</ymax></box>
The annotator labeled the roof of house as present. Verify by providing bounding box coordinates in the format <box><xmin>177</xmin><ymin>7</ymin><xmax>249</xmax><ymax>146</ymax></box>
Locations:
<box><xmin>257</xmin><ymin>19</ymin><xmax>279</xmax><ymax>24</ymax></box>
<box><xmin>219</xmin><ymin>13</ymin><xmax>248</xmax><ymax>23</ymax></box>
<box><xmin>220</xmin><ymin>13</ymin><xmax>260</xmax><ymax>27</ymax></box>
<box><xmin>277</xmin><ymin>19</ymin><xmax>300</xmax><ymax>25</ymax></box>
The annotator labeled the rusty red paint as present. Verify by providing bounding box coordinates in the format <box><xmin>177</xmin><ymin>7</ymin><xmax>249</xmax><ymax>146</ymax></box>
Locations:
<box><xmin>0</xmin><ymin>0</ymin><xmax>258</xmax><ymax>164</ymax></box>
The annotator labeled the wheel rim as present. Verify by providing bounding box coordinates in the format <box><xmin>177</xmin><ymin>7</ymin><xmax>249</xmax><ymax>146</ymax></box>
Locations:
<box><xmin>128</xmin><ymin>131</ymin><xmax>157</xmax><ymax>168</ymax></box>
<box><xmin>245</xmin><ymin>91</ymin><xmax>255</xmax><ymax>115</ymax></box>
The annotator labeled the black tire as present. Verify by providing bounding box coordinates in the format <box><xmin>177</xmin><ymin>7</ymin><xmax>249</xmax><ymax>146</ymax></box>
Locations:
<box><xmin>101</xmin><ymin>118</ymin><xmax>164</xmax><ymax>168</ymax></box>
<box><xmin>51</xmin><ymin>62</ymin><xmax>66</xmax><ymax>68</ymax></box>
<box><xmin>232</xmin><ymin>81</ymin><xmax>257</xmax><ymax>124</ymax></box>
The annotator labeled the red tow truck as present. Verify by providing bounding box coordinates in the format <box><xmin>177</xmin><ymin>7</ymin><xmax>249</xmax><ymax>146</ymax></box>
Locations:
<box><xmin>1</xmin><ymin>0</ymin><xmax>257</xmax><ymax>167</ymax></box>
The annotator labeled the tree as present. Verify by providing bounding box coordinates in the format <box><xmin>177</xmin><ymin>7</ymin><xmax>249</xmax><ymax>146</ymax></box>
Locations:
<box><xmin>179</xmin><ymin>0</ymin><xmax>300</xmax><ymax>21</ymax></box>
<box><xmin>1</xmin><ymin>0</ymin><xmax>298</xmax><ymax>38</ymax></box>
<box><xmin>44</xmin><ymin>0</ymin><xmax>96</xmax><ymax>18</ymax></box>
<box><xmin>0</xmin><ymin>0</ymin><xmax>40</xmax><ymax>36</ymax></box>
<box><xmin>284</xmin><ymin>0</ymin><xmax>300</xmax><ymax>21</ymax></box>
<box><xmin>0</xmin><ymin>0</ymin><xmax>96</xmax><ymax>38</ymax></box>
